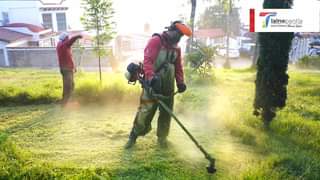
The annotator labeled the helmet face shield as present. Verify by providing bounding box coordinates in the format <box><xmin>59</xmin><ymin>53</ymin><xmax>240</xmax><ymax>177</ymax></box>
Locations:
<box><xmin>166</xmin><ymin>30</ymin><xmax>183</xmax><ymax>45</ymax></box>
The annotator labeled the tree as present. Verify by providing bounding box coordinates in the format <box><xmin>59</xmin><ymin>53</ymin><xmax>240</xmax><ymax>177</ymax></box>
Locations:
<box><xmin>185</xmin><ymin>42</ymin><xmax>216</xmax><ymax>78</ymax></box>
<box><xmin>253</xmin><ymin>0</ymin><xmax>294</xmax><ymax>128</ymax></box>
<box><xmin>81</xmin><ymin>0</ymin><xmax>115</xmax><ymax>82</ymax></box>
<box><xmin>206</xmin><ymin>0</ymin><xmax>240</xmax><ymax>68</ymax></box>
<box><xmin>197</xmin><ymin>4</ymin><xmax>240</xmax><ymax>36</ymax></box>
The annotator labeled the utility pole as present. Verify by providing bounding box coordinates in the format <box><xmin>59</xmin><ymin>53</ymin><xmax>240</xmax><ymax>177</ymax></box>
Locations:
<box><xmin>189</xmin><ymin>0</ymin><xmax>197</xmax><ymax>53</ymax></box>
<box><xmin>223</xmin><ymin>0</ymin><xmax>231</xmax><ymax>68</ymax></box>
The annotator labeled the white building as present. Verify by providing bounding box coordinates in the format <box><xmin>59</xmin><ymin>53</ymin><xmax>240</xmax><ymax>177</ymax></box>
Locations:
<box><xmin>0</xmin><ymin>0</ymin><xmax>74</xmax><ymax>32</ymax></box>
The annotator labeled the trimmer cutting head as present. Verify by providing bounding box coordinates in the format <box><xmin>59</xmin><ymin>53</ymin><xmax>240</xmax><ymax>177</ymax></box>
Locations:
<box><xmin>207</xmin><ymin>162</ymin><xmax>217</xmax><ymax>174</ymax></box>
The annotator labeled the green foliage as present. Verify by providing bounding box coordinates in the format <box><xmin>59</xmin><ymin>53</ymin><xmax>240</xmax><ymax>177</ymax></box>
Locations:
<box><xmin>185</xmin><ymin>42</ymin><xmax>216</xmax><ymax>81</ymax></box>
<box><xmin>81</xmin><ymin>0</ymin><xmax>115</xmax><ymax>36</ymax></box>
<box><xmin>197</xmin><ymin>3</ymin><xmax>240</xmax><ymax>35</ymax></box>
<box><xmin>0</xmin><ymin>86</ymin><xmax>60</xmax><ymax>106</ymax></box>
<box><xmin>296</xmin><ymin>56</ymin><xmax>320</xmax><ymax>69</ymax></box>
<box><xmin>184</xmin><ymin>67</ymin><xmax>215</xmax><ymax>86</ymax></box>
<box><xmin>263</xmin><ymin>0</ymin><xmax>294</xmax><ymax>8</ymax></box>
<box><xmin>253</xmin><ymin>0</ymin><xmax>294</xmax><ymax>125</ymax></box>
<box><xmin>81</xmin><ymin>0</ymin><xmax>115</xmax><ymax>81</ymax></box>
<box><xmin>81</xmin><ymin>0</ymin><xmax>115</xmax><ymax>46</ymax></box>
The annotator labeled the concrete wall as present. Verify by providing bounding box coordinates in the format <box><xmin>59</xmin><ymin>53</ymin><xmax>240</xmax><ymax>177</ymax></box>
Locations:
<box><xmin>7</xmin><ymin>47</ymin><xmax>110</xmax><ymax>68</ymax></box>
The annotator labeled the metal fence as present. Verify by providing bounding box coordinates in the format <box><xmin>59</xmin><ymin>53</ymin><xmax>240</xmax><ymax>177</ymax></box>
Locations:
<box><xmin>0</xmin><ymin>47</ymin><xmax>111</xmax><ymax>68</ymax></box>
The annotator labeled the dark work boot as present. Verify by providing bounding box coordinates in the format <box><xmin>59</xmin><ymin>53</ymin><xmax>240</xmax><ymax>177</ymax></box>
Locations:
<box><xmin>124</xmin><ymin>131</ymin><xmax>138</xmax><ymax>149</ymax></box>
<box><xmin>157</xmin><ymin>137</ymin><xmax>168</xmax><ymax>148</ymax></box>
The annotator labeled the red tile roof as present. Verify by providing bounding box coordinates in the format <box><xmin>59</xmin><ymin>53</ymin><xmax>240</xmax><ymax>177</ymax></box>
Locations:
<box><xmin>194</xmin><ymin>29</ymin><xmax>225</xmax><ymax>39</ymax></box>
<box><xmin>0</xmin><ymin>28</ymin><xmax>32</xmax><ymax>43</ymax></box>
<box><xmin>3</xmin><ymin>23</ymin><xmax>45</xmax><ymax>33</ymax></box>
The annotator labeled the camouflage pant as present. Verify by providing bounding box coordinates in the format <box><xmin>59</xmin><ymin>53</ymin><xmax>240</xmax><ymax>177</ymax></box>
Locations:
<box><xmin>131</xmin><ymin>89</ymin><xmax>174</xmax><ymax>139</ymax></box>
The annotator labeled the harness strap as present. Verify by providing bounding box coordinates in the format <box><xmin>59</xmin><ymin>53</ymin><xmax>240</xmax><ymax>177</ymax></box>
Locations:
<box><xmin>151</xmin><ymin>33</ymin><xmax>176</xmax><ymax>74</ymax></box>
<box><xmin>155</xmin><ymin>51</ymin><xmax>175</xmax><ymax>73</ymax></box>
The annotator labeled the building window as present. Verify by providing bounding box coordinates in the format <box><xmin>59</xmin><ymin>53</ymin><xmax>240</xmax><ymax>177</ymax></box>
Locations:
<box><xmin>2</xmin><ymin>12</ymin><xmax>9</xmax><ymax>25</ymax></box>
<box><xmin>42</xmin><ymin>13</ymin><xmax>53</xmax><ymax>29</ymax></box>
<box><xmin>56</xmin><ymin>13</ymin><xmax>67</xmax><ymax>31</ymax></box>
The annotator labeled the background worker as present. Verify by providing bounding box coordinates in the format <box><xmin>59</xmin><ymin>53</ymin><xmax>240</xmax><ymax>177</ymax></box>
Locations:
<box><xmin>125</xmin><ymin>21</ymin><xmax>192</xmax><ymax>149</ymax></box>
<box><xmin>56</xmin><ymin>32</ymin><xmax>82</xmax><ymax>105</ymax></box>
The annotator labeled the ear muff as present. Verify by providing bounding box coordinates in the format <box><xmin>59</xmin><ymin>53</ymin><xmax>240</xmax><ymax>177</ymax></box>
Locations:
<box><xmin>168</xmin><ymin>20</ymin><xmax>183</xmax><ymax>31</ymax></box>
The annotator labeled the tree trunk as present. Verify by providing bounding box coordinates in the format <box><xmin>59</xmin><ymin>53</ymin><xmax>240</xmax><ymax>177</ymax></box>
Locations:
<box><xmin>253</xmin><ymin>0</ymin><xmax>294</xmax><ymax>128</ymax></box>
<box><xmin>96</xmin><ymin>18</ymin><xmax>102</xmax><ymax>83</ymax></box>
<box><xmin>188</xmin><ymin>0</ymin><xmax>197</xmax><ymax>52</ymax></box>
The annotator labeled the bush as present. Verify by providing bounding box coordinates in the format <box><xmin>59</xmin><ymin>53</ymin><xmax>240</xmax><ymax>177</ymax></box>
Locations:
<box><xmin>0</xmin><ymin>70</ymin><xmax>141</xmax><ymax>106</ymax></box>
<box><xmin>184</xmin><ymin>67</ymin><xmax>215</xmax><ymax>85</ymax></box>
<box><xmin>74</xmin><ymin>76</ymin><xmax>140</xmax><ymax>104</ymax></box>
<box><xmin>185</xmin><ymin>42</ymin><xmax>216</xmax><ymax>80</ymax></box>
<box><xmin>296</xmin><ymin>56</ymin><xmax>320</xmax><ymax>69</ymax></box>
<box><xmin>0</xmin><ymin>84</ymin><xmax>60</xmax><ymax>106</ymax></box>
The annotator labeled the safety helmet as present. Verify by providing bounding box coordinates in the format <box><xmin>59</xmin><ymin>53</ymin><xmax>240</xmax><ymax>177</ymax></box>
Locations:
<box><xmin>167</xmin><ymin>21</ymin><xmax>192</xmax><ymax>37</ymax></box>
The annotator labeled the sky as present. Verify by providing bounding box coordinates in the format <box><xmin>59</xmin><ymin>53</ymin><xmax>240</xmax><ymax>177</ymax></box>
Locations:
<box><xmin>70</xmin><ymin>0</ymin><xmax>320</xmax><ymax>34</ymax></box>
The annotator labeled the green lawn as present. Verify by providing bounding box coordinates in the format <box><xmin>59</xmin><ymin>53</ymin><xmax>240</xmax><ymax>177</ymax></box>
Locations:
<box><xmin>0</xmin><ymin>68</ymin><xmax>319</xmax><ymax>179</ymax></box>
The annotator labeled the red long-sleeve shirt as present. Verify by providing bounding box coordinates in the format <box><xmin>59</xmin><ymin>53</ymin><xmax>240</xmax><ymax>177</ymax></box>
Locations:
<box><xmin>143</xmin><ymin>34</ymin><xmax>184</xmax><ymax>85</ymax></box>
<box><xmin>56</xmin><ymin>35</ymin><xmax>81</xmax><ymax>69</ymax></box>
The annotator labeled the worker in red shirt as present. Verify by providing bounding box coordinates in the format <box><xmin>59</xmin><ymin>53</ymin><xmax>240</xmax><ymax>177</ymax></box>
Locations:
<box><xmin>125</xmin><ymin>21</ymin><xmax>192</xmax><ymax>149</ymax></box>
<box><xmin>56</xmin><ymin>32</ymin><xmax>82</xmax><ymax>105</ymax></box>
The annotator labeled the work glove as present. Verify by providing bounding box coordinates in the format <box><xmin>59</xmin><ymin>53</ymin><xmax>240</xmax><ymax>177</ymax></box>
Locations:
<box><xmin>177</xmin><ymin>83</ymin><xmax>187</xmax><ymax>93</ymax></box>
